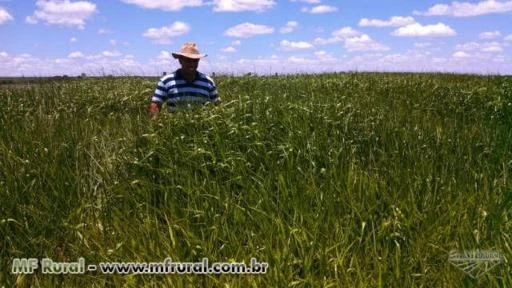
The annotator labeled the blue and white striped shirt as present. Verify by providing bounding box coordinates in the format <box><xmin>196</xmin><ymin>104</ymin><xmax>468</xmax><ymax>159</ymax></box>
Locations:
<box><xmin>151</xmin><ymin>69</ymin><xmax>219</xmax><ymax>111</ymax></box>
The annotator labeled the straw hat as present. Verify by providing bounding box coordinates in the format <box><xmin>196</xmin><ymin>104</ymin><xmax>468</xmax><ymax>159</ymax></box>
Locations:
<box><xmin>172</xmin><ymin>42</ymin><xmax>207</xmax><ymax>59</ymax></box>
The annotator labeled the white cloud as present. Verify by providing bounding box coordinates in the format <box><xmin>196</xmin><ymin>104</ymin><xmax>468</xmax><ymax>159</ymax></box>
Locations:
<box><xmin>231</xmin><ymin>40</ymin><xmax>241</xmax><ymax>45</ymax></box>
<box><xmin>481</xmin><ymin>43</ymin><xmax>503</xmax><ymax>52</ymax></box>
<box><xmin>142</xmin><ymin>21</ymin><xmax>190</xmax><ymax>44</ymax></box>
<box><xmin>392</xmin><ymin>23</ymin><xmax>456</xmax><ymax>37</ymax></box>
<box><xmin>288</xmin><ymin>56</ymin><xmax>311</xmax><ymax>63</ymax></box>
<box><xmin>68</xmin><ymin>51</ymin><xmax>84</xmax><ymax>58</ymax></box>
<box><xmin>110</xmin><ymin>39</ymin><xmax>117</xmax><ymax>46</ymax></box>
<box><xmin>280</xmin><ymin>40</ymin><xmax>314</xmax><ymax>50</ymax></box>
<box><xmin>280</xmin><ymin>21</ymin><xmax>298</xmax><ymax>34</ymax></box>
<box><xmin>456</xmin><ymin>41</ymin><xmax>503</xmax><ymax>52</ymax></box>
<box><xmin>224</xmin><ymin>22</ymin><xmax>274</xmax><ymax>38</ymax></box>
<box><xmin>0</xmin><ymin>51</ymin><xmax>148</xmax><ymax>77</ymax></box>
<box><xmin>359</xmin><ymin>16</ymin><xmax>416</xmax><ymax>27</ymax></box>
<box><xmin>26</xmin><ymin>0</ymin><xmax>96</xmax><ymax>29</ymax></box>
<box><xmin>478</xmin><ymin>30</ymin><xmax>501</xmax><ymax>39</ymax></box>
<box><xmin>313</xmin><ymin>27</ymin><xmax>361</xmax><ymax>45</ymax></box>
<box><xmin>221</xmin><ymin>46</ymin><xmax>237</xmax><ymax>52</ymax></box>
<box><xmin>344</xmin><ymin>34</ymin><xmax>390</xmax><ymax>52</ymax></box>
<box><xmin>313</xmin><ymin>37</ymin><xmax>338</xmax><ymax>45</ymax></box>
<box><xmin>157</xmin><ymin>51</ymin><xmax>173</xmax><ymax>61</ymax></box>
<box><xmin>314</xmin><ymin>50</ymin><xmax>327</xmax><ymax>57</ymax></box>
<box><xmin>120</xmin><ymin>0</ymin><xmax>202</xmax><ymax>11</ymax></box>
<box><xmin>414</xmin><ymin>0</ymin><xmax>512</xmax><ymax>17</ymax></box>
<box><xmin>70</xmin><ymin>37</ymin><xmax>77</xmax><ymax>43</ymax></box>
<box><xmin>1</xmin><ymin>48</ymin><xmax>510</xmax><ymax>77</ymax></box>
<box><xmin>290</xmin><ymin>0</ymin><xmax>321</xmax><ymax>3</ymax></box>
<box><xmin>455</xmin><ymin>42</ymin><xmax>480</xmax><ymax>51</ymax></box>
<box><xmin>314</xmin><ymin>50</ymin><xmax>337</xmax><ymax>61</ymax></box>
<box><xmin>302</xmin><ymin>5</ymin><xmax>337</xmax><ymax>14</ymax></box>
<box><xmin>213</xmin><ymin>0</ymin><xmax>275</xmax><ymax>12</ymax></box>
<box><xmin>0</xmin><ymin>6</ymin><xmax>13</xmax><ymax>24</ymax></box>
<box><xmin>98</xmin><ymin>28</ymin><xmax>112</xmax><ymax>35</ymax></box>
<box><xmin>332</xmin><ymin>27</ymin><xmax>362</xmax><ymax>38</ymax></box>
<box><xmin>102</xmin><ymin>50</ymin><xmax>122</xmax><ymax>57</ymax></box>
<box><xmin>453</xmin><ymin>51</ymin><xmax>471</xmax><ymax>58</ymax></box>
<box><xmin>414</xmin><ymin>42</ymin><xmax>432</xmax><ymax>48</ymax></box>
<box><xmin>54</xmin><ymin>58</ymin><xmax>73</xmax><ymax>65</ymax></box>
<box><xmin>505</xmin><ymin>34</ymin><xmax>512</xmax><ymax>41</ymax></box>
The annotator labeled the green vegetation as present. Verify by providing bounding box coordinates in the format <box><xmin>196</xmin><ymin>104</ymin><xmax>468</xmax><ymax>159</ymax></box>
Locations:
<box><xmin>1</xmin><ymin>73</ymin><xmax>511</xmax><ymax>287</ymax></box>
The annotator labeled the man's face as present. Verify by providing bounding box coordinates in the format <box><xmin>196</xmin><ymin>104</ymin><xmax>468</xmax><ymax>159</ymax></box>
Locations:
<box><xmin>179</xmin><ymin>56</ymin><xmax>199</xmax><ymax>74</ymax></box>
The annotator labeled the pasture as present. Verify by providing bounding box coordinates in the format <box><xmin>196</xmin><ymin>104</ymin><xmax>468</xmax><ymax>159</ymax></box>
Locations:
<box><xmin>0</xmin><ymin>73</ymin><xmax>511</xmax><ymax>287</ymax></box>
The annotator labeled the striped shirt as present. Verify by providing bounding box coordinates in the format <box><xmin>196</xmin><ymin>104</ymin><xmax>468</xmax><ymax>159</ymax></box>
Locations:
<box><xmin>151</xmin><ymin>69</ymin><xmax>219</xmax><ymax>111</ymax></box>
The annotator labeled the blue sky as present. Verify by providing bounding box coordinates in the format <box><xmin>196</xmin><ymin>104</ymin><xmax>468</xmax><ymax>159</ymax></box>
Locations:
<box><xmin>0</xmin><ymin>0</ymin><xmax>511</xmax><ymax>76</ymax></box>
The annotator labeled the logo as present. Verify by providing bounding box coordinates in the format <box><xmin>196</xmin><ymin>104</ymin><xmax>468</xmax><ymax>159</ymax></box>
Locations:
<box><xmin>448</xmin><ymin>250</ymin><xmax>503</xmax><ymax>278</ymax></box>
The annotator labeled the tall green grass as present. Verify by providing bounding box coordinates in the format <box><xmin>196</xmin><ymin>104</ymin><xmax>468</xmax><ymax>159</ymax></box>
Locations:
<box><xmin>1</xmin><ymin>73</ymin><xmax>511</xmax><ymax>287</ymax></box>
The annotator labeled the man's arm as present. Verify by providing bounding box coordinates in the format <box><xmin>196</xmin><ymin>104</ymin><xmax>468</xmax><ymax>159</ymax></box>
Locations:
<box><xmin>210</xmin><ymin>86</ymin><xmax>220</xmax><ymax>105</ymax></box>
<box><xmin>150</xmin><ymin>78</ymin><xmax>168</xmax><ymax>118</ymax></box>
<box><xmin>206</xmin><ymin>75</ymin><xmax>220</xmax><ymax>105</ymax></box>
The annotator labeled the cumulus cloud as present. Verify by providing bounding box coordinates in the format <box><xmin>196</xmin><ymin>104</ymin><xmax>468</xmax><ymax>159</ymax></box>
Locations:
<box><xmin>69</xmin><ymin>37</ymin><xmax>77</xmax><ymax>43</ymax></box>
<box><xmin>480</xmin><ymin>43</ymin><xmax>503</xmax><ymax>52</ymax></box>
<box><xmin>478</xmin><ymin>30</ymin><xmax>501</xmax><ymax>39</ymax></box>
<box><xmin>2</xmin><ymin>48</ymin><xmax>510</xmax><ymax>77</ymax></box>
<box><xmin>120</xmin><ymin>0</ymin><xmax>202</xmax><ymax>11</ymax></box>
<box><xmin>213</xmin><ymin>0</ymin><xmax>275</xmax><ymax>12</ymax></box>
<box><xmin>414</xmin><ymin>42</ymin><xmax>432</xmax><ymax>48</ymax></box>
<box><xmin>98</xmin><ymin>28</ymin><xmax>112</xmax><ymax>35</ymax></box>
<box><xmin>456</xmin><ymin>41</ymin><xmax>503</xmax><ymax>52</ymax></box>
<box><xmin>312</xmin><ymin>50</ymin><xmax>336</xmax><ymax>61</ymax></box>
<box><xmin>102</xmin><ymin>50</ymin><xmax>122</xmax><ymax>57</ymax></box>
<box><xmin>311</xmin><ymin>26</ymin><xmax>388</xmax><ymax>52</ymax></box>
<box><xmin>414</xmin><ymin>0</ymin><xmax>512</xmax><ymax>17</ymax></box>
<box><xmin>392</xmin><ymin>23</ymin><xmax>456</xmax><ymax>37</ymax></box>
<box><xmin>0</xmin><ymin>6</ymin><xmax>13</xmax><ymax>24</ymax></box>
<box><xmin>314</xmin><ymin>50</ymin><xmax>327</xmax><ymax>57</ymax></box>
<box><xmin>224</xmin><ymin>22</ymin><xmax>274</xmax><ymax>38</ymax></box>
<box><xmin>280</xmin><ymin>40</ymin><xmax>314</xmax><ymax>50</ymax></box>
<box><xmin>290</xmin><ymin>0</ymin><xmax>321</xmax><ymax>3</ymax></box>
<box><xmin>453</xmin><ymin>51</ymin><xmax>471</xmax><ymax>58</ymax></box>
<box><xmin>288</xmin><ymin>56</ymin><xmax>311</xmax><ymax>63</ymax></box>
<box><xmin>359</xmin><ymin>16</ymin><xmax>416</xmax><ymax>27</ymax></box>
<box><xmin>0</xmin><ymin>51</ymin><xmax>146</xmax><ymax>77</ymax></box>
<box><xmin>221</xmin><ymin>46</ymin><xmax>237</xmax><ymax>52</ymax></box>
<box><xmin>142</xmin><ymin>21</ymin><xmax>190</xmax><ymax>44</ymax></box>
<box><xmin>332</xmin><ymin>27</ymin><xmax>361</xmax><ymax>39</ymax></box>
<box><xmin>344</xmin><ymin>34</ymin><xmax>390</xmax><ymax>52</ymax></box>
<box><xmin>313</xmin><ymin>27</ymin><xmax>361</xmax><ymax>45</ymax></box>
<box><xmin>302</xmin><ymin>5</ymin><xmax>337</xmax><ymax>13</ymax></box>
<box><xmin>26</xmin><ymin>0</ymin><xmax>96</xmax><ymax>29</ymax></box>
<box><xmin>280</xmin><ymin>21</ymin><xmax>298</xmax><ymax>34</ymax></box>
<box><xmin>68</xmin><ymin>51</ymin><xmax>84</xmax><ymax>58</ymax></box>
<box><xmin>313</xmin><ymin>37</ymin><xmax>339</xmax><ymax>45</ymax></box>
<box><xmin>156</xmin><ymin>51</ymin><xmax>173</xmax><ymax>61</ymax></box>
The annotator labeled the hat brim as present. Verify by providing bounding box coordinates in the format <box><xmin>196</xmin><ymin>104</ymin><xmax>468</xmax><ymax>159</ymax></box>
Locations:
<box><xmin>172</xmin><ymin>52</ymin><xmax>207</xmax><ymax>59</ymax></box>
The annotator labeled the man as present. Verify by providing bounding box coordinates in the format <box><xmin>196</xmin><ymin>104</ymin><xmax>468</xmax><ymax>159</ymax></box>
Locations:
<box><xmin>149</xmin><ymin>42</ymin><xmax>219</xmax><ymax>117</ymax></box>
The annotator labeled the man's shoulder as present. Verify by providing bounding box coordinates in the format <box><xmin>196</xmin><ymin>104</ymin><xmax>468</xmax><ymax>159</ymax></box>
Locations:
<box><xmin>159</xmin><ymin>71</ymin><xmax>180</xmax><ymax>83</ymax></box>
<box><xmin>197</xmin><ymin>71</ymin><xmax>216</xmax><ymax>84</ymax></box>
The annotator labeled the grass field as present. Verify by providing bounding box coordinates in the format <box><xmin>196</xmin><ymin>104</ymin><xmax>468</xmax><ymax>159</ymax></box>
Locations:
<box><xmin>1</xmin><ymin>73</ymin><xmax>511</xmax><ymax>287</ymax></box>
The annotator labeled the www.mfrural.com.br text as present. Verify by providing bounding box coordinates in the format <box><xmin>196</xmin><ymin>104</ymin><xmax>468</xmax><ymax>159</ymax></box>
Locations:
<box><xmin>11</xmin><ymin>257</ymin><xmax>268</xmax><ymax>275</ymax></box>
